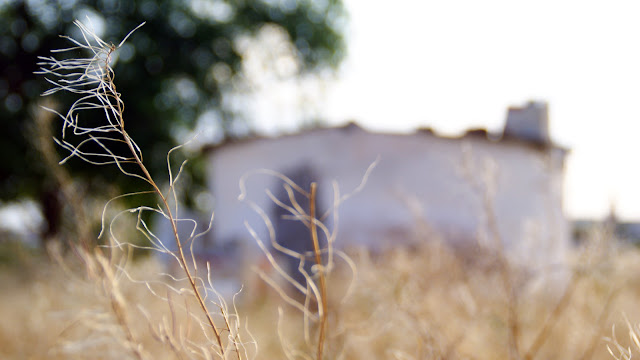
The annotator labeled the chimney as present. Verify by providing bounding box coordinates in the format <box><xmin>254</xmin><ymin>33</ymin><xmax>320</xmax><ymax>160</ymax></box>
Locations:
<box><xmin>503</xmin><ymin>101</ymin><xmax>550</xmax><ymax>145</ymax></box>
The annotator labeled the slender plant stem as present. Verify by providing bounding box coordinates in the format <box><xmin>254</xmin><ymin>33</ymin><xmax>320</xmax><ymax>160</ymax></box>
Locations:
<box><xmin>524</xmin><ymin>273</ymin><xmax>581</xmax><ymax>360</ymax></box>
<box><xmin>579</xmin><ymin>284</ymin><xmax>621</xmax><ymax>360</ymax></box>
<box><xmin>107</xmin><ymin>72</ymin><xmax>228</xmax><ymax>357</ymax></box>
<box><xmin>309</xmin><ymin>182</ymin><xmax>327</xmax><ymax>360</ymax></box>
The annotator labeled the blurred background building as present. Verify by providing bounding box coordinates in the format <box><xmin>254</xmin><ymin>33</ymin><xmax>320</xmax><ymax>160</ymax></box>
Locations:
<box><xmin>200</xmin><ymin>101</ymin><xmax>568</xmax><ymax>278</ymax></box>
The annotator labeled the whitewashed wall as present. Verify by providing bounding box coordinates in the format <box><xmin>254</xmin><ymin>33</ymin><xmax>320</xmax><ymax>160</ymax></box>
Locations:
<box><xmin>205</xmin><ymin>123</ymin><xmax>569</xmax><ymax>270</ymax></box>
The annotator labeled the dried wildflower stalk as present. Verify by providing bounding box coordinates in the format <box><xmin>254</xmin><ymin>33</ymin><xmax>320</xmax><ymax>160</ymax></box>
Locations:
<box><xmin>309</xmin><ymin>183</ymin><xmax>328</xmax><ymax>360</ymax></box>
<box><xmin>36</xmin><ymin>19</ymin><xmax>237</xmax><ymax>358</ymax></box>
<box><xmin>239</xmin><ymin>162</ymin><xmax>376</xmax><ymax>359</ymax></box>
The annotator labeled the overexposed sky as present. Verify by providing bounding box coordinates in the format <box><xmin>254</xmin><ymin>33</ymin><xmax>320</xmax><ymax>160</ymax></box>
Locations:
<box><xmin>240</xmin><ymin>0</ymin><xmax>640</xmax><ymax>220</ymax></box>
<box><xmin>319</xmin><ymin>0</ymin><xmax>640</xmax><ymax>220</ymax></box>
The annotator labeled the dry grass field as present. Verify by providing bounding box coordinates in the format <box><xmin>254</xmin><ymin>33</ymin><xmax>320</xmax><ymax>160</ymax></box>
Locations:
<box><xmin>2</xmin><ymin>229</ymin><xmax>640</xmax><ymax>360</ymax></box>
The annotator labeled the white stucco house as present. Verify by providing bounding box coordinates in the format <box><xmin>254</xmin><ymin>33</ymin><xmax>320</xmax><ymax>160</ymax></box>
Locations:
<box><xmin>201</xmin><ymin>101</ymin><xmax>569</xmax><ymax>273</ymax></box>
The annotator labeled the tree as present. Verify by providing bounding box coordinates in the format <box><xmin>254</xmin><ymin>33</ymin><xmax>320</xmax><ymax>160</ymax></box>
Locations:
<box><xmin>0</xmin><ymin>0</ymin><xmax>346</xmax><ymax>244</ymax></box>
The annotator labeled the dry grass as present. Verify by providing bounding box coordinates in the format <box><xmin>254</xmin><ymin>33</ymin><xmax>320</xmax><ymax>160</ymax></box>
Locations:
<box><xmin>2</xmin><ymin>230</ymin><xmax>640</xmax><ymax>360</ymax></box>
<box><xmin>0</xmin><ymin>252</ymin><xmax>222</xmax><ymax>359</ymax></box>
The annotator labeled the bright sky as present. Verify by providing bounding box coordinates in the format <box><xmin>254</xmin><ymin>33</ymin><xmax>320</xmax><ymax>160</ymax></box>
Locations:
<box><xmin>236</xmin><ymin>0</ymin><xmax>640</xmax><ymax>221</ymax></box>
<box><xmin>315</xmin><ymin>0</ymin><xmax>640</xmax><ymax>220</ymax></box>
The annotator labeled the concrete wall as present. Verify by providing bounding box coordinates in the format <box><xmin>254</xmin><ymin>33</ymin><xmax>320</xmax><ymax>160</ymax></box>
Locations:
<box><xmin>205</xmin><ymin>123</ymin><xmax>569</xmax><ymax>270</ymax></box>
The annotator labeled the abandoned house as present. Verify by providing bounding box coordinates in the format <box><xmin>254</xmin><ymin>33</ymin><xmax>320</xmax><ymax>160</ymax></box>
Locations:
<box><xmin>188</xmin><ymin>101</ymin><xmax>570</xmax><ymax>279</ymax></box>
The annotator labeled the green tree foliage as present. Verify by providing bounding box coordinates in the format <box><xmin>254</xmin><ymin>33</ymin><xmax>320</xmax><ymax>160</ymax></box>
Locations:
<box><xmin>0</xmin><ymin>0</ymin><xmax>346</xmax><ymax>239</ymax></box>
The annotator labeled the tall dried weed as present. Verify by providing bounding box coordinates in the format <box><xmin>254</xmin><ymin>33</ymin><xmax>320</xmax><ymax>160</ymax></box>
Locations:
<box><xmin>34</xmin><ymin>19</ymin><xmax>251</xmax><ymax>359</ymax></box>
